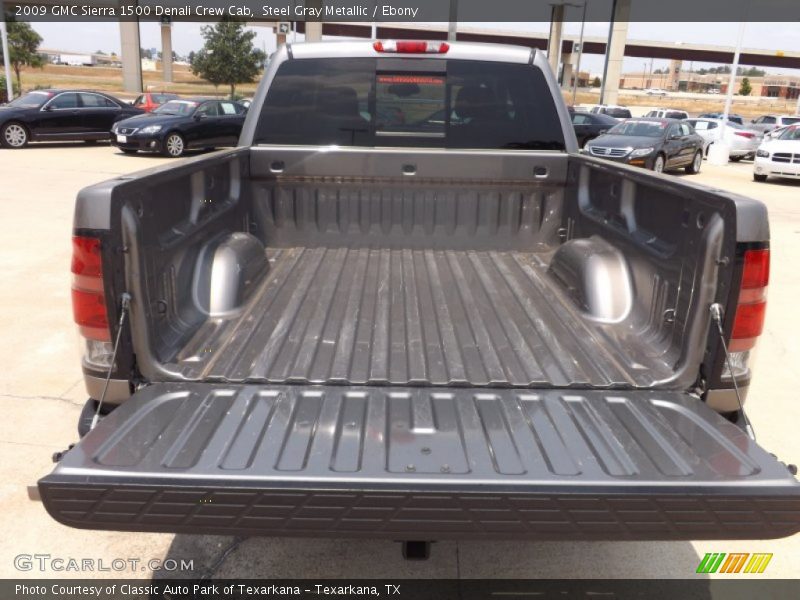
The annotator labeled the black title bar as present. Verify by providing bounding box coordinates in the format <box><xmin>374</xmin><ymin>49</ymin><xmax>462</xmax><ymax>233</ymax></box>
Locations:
<box><xmin>3</xmin><ymin>0</ymin><xmax>800</xmax><ymax>23</ymax></box>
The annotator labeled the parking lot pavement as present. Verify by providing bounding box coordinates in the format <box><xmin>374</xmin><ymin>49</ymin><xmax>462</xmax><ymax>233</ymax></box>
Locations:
<box><xmin>1</xmin><ymin>144</ymin><xmax>798</xmax><ymax>579</ymax></box>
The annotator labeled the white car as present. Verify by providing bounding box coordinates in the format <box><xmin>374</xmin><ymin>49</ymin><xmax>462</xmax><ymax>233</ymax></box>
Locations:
<box><xmin>644</xmin><ymin>88</ymin><xmax>668</xmax><ymax>96</ymax></box>
<box><xmin>685</xmin><ymin>118</ymin><xmax>762</xmax><ymax>161</ymax></box>
<box><xmin>645</xmin><ymin>108</ymin><xmax>689</xmax><ymax>120</ymax></box>
<box><xmin>753</xmin><ymin>125</ymin><xmax>800</xmax><ymax>181</ymax></box>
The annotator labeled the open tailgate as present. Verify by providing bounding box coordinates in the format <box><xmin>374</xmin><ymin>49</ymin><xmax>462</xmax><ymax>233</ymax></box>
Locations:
<box><xmin>39</xmin><ymin>384</ymin><xmax>800</xmax><ymax>540</ymax></box>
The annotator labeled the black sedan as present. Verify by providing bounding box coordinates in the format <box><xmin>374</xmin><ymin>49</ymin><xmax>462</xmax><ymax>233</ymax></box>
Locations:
<box><xmin>0</xmin><ymin>89</ymin><xmax>142</xmax><ymax>148</ymax></box>
<box><xmin>111</xmin><ymin>98</ymin><xmax>247</xmax><ymax>157</ymax></box>
<box><xmin>585</xmin><ymin>118</ymin><xmax>705</xmax><ymax>174</ymax></box>
<box><xmin>569</xmin><ymin>109</ymin><xmax>619</xmax><ymax>147</ymax></box>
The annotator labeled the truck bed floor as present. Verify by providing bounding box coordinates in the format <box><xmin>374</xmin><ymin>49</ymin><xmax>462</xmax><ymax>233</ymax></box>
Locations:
<box><xmin>171</xmin><ymin>247</ymin><xmax>673</xmax><ymax>387</ymax></box>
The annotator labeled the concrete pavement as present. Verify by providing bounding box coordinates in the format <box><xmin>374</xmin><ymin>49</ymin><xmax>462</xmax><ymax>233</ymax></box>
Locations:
<box><xmin>0</xmin><ymin>143</ymin><xmax>798</xmax><ymax>579</ymax></box>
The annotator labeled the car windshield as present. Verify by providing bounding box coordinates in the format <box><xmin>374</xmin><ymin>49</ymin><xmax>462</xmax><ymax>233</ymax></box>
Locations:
<box><xmin>8</xmin><ymin>91</ymin><xmax>53</xmax><ymax>108</ymax></box>
<box><xmin>152</xmin><ymin>94</ymin><xmax>177</xmax><ymax>104</ymax></box>
<box><xmin>776</xmin><ymin>126</ymin><xmax>800</xmax><ymax>141</ymax></box>
<box><xmin>153</xmin><ymin>100</ymin><xmax>198</xmax><ymax>116</ymax></box>
<box><xmin>608</xmin><ymin>120</ymin><xmax>666</xmax><ymax>137</ymax></box>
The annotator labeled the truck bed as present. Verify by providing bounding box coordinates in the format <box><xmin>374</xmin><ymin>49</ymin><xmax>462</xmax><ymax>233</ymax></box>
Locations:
<box><xmin>171</xmin><ymin>246</ymin><xmax>672</xmax><ymax>387</ymax></box>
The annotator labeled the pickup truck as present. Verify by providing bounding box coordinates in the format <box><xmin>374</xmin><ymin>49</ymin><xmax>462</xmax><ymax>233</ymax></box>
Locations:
<box><xmin>40</xmin><ymin>41</ymin><xmax>800</xmax><ymax>547</ymax></box>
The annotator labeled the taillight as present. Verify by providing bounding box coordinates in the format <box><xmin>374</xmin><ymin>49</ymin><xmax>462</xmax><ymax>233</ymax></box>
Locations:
<box><xmin>71</xmin><ymin>236</ymin><xmax>110</xmax><ymax>342</ymax></box>
<box><xmin>734</xmin><ymin>131</ymin><xmax>755</xmax><ymax>139</ymax></box>
<box><xmin>373</xmin><ymin>40</ymin><xmax>450</xmax><ymax>54</ymax></box>
<box><xmin>729</xmin><ymin>249</ymin><xmax>769</xmax><ymax>352</ymax></box>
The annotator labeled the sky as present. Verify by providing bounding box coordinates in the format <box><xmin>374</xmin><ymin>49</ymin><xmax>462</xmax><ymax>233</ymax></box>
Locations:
<box><xmin>30</xmin><ymin>20</ymin><xmax>800</xmax><ymax>76</ymax></box>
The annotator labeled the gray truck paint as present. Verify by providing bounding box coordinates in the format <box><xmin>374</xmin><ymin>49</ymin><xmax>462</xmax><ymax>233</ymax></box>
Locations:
<box><xmin>47</xmin><ymin>42</ymin><xmax>799</xmax><ymax>542</ymax></box>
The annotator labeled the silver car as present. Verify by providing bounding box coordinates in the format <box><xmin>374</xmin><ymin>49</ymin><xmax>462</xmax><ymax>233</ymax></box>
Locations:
<box><xmin>749</xmin><ymin>114</ymin><xmax>800</xmax><ymax>134</ymax></box>
<box><xmin>685</xmin><ymin>118</ymin><xmax>762</xmax><ymax>161</ymax></box>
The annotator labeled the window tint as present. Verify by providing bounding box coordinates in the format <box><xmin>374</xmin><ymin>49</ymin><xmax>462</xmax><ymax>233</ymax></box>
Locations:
<box><xmin>762</xmin><ymin>116</ymin><xmax>776</xmax><ymax>124</ymax></box>
<box><xmin>666</xmin><ymin>111</ymin><xmax>686</xmax><ymax>119</ymax></box>
<box><xmin>782</xmin><ymin>117</ymin><xmax>800</xmax><ymax>125</ymax></box>
<box><xmin>133</xmin><ymin>95</ymin><xmax>144</xmax><ymax>106</ymax></box>
<box><xmin>571</xmin><ymin>113</ymin><xmax>591</xmax><ymax>125</ymax></box>
<box><xmin>50</xmin><ymin>93</ymin><xmax>79</xmax><ymax>109</ymax></box>
<box><xmin>254</xmin><ymin>58</ymin><xmax>565</xmax><ymax>150</ymax></box>
<box><xmin>79</xmin><ymin>93</ymin><xmax>116</xmax><ymax>108</ymax></box>
<box><xmin>196</xmin><ymin>102</ymin><xmax>220</xmax><ymax>117</ymax></box>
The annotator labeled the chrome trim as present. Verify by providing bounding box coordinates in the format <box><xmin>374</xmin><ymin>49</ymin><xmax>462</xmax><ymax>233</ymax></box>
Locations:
<box><xmin>589</xmin><ymin>146</ymin><xmax>631</xmax><ymax>158</ymax></box>
<box><xmin>83</xmin><ymin>374</ymin><xmax>131</xmax><ymax>405</ymax></box>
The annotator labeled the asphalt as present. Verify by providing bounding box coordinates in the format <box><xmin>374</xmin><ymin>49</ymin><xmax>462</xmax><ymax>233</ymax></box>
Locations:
<box><xmin>0</xmin><ymin>143</ymin><xmax>798</xmax><ymax>580</ymax></box>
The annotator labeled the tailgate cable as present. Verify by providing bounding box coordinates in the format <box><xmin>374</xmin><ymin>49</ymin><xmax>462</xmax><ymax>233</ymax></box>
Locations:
<box><xmin>710</xmin><ymin>302</ymin><xmax>756</xmax><ymax>440</ymax></box>
<box><xmin>91</xmin><ymin>293</ymin><xmax>131</xmax><ymax>431</ymax></box>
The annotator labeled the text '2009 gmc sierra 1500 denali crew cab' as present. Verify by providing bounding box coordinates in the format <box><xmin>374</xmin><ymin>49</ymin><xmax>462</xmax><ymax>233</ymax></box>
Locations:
<box><xmin>40</xmin><ymin>41</ymin><xmax>800</xmax><ymax>545</ymax></box>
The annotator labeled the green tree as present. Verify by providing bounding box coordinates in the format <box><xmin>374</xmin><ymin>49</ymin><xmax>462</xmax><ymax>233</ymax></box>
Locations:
<box><xmin>591</xmin><ymin>76</ymin><xmax>601</xmax><ymax>88</ymax></box>
<box><xmin>0</xmin><ymin>19</ymin><xmax>44</xmax><ymax>91</ymax></box>
<box><xmin>191</xmin><ymin>21</ymin><xmax>266</xmax><ymax>99</ymax></box>
<box><xmin>739</xmin><ymin>77</ymin><xmax>752</xmax><ymax>96</ymax></box>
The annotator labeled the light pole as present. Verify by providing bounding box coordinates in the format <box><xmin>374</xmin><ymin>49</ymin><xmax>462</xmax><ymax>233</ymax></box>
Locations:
<box><xmin>568</xmin><ymin>1</ymin><xmax>587</xmax><ymax>106</ymax></box>
<box><xmin>1</xmin><ymin>16</ymin><xmax>13</xmax><ymax>101</ymax></box>
<box><xmin>709</xmin><ymin>20</ymin><xmax>746</xmax><ymax>166</ymax></box>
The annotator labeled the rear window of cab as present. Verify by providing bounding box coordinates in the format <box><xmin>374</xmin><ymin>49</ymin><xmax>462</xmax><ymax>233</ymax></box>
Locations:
<box><xmin>254</xmin><ymin>58</ymin><xmax>566</xmax><ymax>151</ymax></box>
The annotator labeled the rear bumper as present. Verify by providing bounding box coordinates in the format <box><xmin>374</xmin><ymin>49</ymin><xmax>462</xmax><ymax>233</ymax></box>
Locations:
<box><xmin>40</xmin><ymin>481</ymin><xmax>800</xmax><ymax>541</ymax></box>
<box><xmin>39</xmin><ymin>384</ymin><xmax>800</xmax><ymax>541</ymax></box>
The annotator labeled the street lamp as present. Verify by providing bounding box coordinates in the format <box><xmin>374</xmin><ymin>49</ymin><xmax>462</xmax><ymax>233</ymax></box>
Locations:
<box><xmin>566</xmin><ymin>1</ymin><xmax>588</xmax><ymax>106</ymax></box>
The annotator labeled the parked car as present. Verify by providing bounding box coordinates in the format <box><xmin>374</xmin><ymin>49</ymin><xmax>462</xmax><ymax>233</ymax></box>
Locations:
<box><xmin>569</xmin><ymin>108</ymin><xmax>618</xmax><ymax>147</ymax></box>
<box><xmin>111</xmin><ymin>98</ymin><xmax>247</xmax><ymax>157</ymax></box>
<box><xmin>699</xmin><ymin>112</ymin><xmax>744</xmax><ymax>125</ymax></box>
<box><xmin>132</xmin><ymin>92</ymin><xmax>179</xmax><ymax>113</ymax></box>
<box><xmin>0</xmin><ymin>89</ymin><xmax>143</xmax><ymax>148</ymax></box>
<box><xmin>644</xmin><ymin>108</ymin><xmax>689</xmax><ymax>120</ymax></box>
<box><xmin>749</xmin><ymin>114</ymin><xmax>800</xmax><ymax>135</ymax></box>
<box><xmin>754</xmin><ymin>124</ymin><xmax>800</xmax><ymax>182</ymax></box>
<box><xmin>39</xmin><ymin>41</ymin><xmax>800</xmax><ymax>551</ymax></box>
<box><xmin>644</xmin><ymin>88</ymin><xmax>668</xmax><ymax>96</ymax></box>
<box><xmin>589</xmin><ymin>104</ymin><xmax>632</xmax><ymax>120</ymax></box>
<box><xmin>707</xmin><ymin>88</ymin><xmax>721</xmax><ymax>94</ymax></box>
<box><xmin>586</xmin><ymin>117</ymin><xmax>704</xmax><ymax>173</ymax></box>
<box><xmin>685</xmin><ymin>117</ymin><xmax>761</xmax><ymax>160</ymax></box>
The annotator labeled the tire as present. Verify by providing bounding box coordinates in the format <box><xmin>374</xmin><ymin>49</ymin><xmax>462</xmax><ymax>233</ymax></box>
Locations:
<box><xmin>653</xmin><ymin>154</ymin><xmax>666</xmax><ymax>173</ymax></box>
<box><xmin>120</xmin><ymin>148</ymin><xmax>138</xmax><ymax>154</ymax></box>
<box><xmin>685</xmin><ymin>151</ymin><xmax>703</xmax><ymax>174</ymax></box>
<box><xmin>162</xmin><ymin>132</ymin><xmax>185</xmax><ymax>157</ymax></box>
<box><xmin>1</xmin><ymin>122</ymin><xmax>29</xmax><ymax>148</ymax></box>
<box><xmin>753</xmin><ymin>174</ymin><xmax>768</xmax><ymax>182</ymax></box>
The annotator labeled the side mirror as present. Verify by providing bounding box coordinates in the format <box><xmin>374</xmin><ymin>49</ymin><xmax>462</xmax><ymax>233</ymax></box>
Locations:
<box><xmin>193</xmin><ymin>112</ymin><xmax>204</xmax><ymax>121</ymax></box>
<box><xmin>43</xmin><ymin>105</ymin><xmax>53</xmax><ymax>112</ymax></box>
